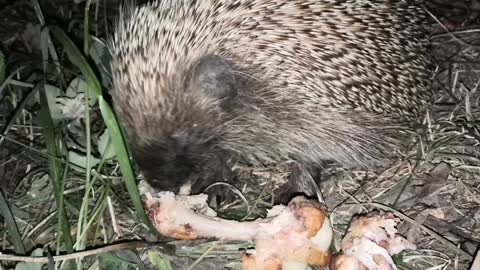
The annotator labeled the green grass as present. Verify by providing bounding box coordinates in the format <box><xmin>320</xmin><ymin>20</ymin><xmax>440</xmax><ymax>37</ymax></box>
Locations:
<box><xmin>0</xmin><ymin>1</ymin><xmax>163</xmax><ymax>268</ymax></box>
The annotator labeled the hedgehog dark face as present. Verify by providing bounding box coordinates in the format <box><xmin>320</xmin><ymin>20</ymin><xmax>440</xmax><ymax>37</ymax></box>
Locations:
<box><xmin>133</xmin><ymin>137</ymin><xmax>226</xmax><ymax>194</ymax></box>
<box><xmin>130</xmin><ymin>55</ymin><xmax>239</xmax><ymax>194</ymax></box>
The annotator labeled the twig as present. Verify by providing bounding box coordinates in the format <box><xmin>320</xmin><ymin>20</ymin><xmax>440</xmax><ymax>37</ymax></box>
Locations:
<box><xmin>0</xmin><ymin>241</ymin><xmax>174</xmax><ymax>263</ymax></box>
<box><xmin>185</xmin><ymin>241</ymin><xmax>219</xmax><ymax>270</ymax></box>
<box><xmin>423</xmin><ymin>5</ymin><xmax>480</xmax><ymax>49</ymax></box>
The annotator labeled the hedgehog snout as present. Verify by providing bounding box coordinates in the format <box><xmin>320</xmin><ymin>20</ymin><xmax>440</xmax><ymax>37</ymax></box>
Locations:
<box><xmin>133</xmin><ymin>134</ymin><xmax>226</xmax><ymax>195</ymax></box>
<box><xmin>138</xmin><ymin>154</ymin><xmax>197</xmax><ymax>194</ymax></box>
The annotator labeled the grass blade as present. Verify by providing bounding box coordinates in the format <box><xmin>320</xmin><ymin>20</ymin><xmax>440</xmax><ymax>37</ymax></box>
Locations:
<box><xmin>0</xmin><ymin>86</ymin><xmax>40</xmax><ymax>147</ymax></box>
<box><xmin>38</xmin><ymin>82</ymin><xmax>75</xmax><ymax>254</ymax></box>
<box><xmin>99</xmin><ymin>97</ymin><xmax>156</xmax><ymax>232</ymax></box>
<box><xmin>0</xmin><ymin>191</ymin><xmax>25</xmax><ymax>254</ymax></box>
<box><xmin>49</xmin><ymin>25</ymin><xmax>155</xmax><ymax>232</ymax></box>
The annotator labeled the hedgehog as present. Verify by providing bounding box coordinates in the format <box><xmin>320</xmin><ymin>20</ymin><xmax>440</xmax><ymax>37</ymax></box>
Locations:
<box><xmin>109</xmin><ymin>0</ymin><xmax>432</xmax><ymax>199</ymax></box>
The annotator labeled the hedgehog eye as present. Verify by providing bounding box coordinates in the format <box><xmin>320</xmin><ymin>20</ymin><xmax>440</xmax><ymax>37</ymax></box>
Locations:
<box><xmin>186</xmin><ymin>54</ymin><xmax>238</xmax><ymax>101</ymax></box>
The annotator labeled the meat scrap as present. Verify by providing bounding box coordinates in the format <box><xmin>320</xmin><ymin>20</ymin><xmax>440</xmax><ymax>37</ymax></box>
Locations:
<box><xmin>139</xmin><ymin>182</ymin><xmax>415</xmax><ymax>270</ymax></box>
<box><xmin>331</xmin><ymin>212</ymin><xmax>416</xmax><ymax>270</ymax></box>
<box><xmin>141</xmin><ymin>188</ymin><xmax>332</xmax><ymax>269</ymax></box>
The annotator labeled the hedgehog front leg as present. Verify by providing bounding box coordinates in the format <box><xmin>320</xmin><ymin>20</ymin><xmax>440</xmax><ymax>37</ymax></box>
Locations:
<box><xmin>275</xmin><ymin>163</ymin><xmax>325</xmax><ymax>205</ymax></box>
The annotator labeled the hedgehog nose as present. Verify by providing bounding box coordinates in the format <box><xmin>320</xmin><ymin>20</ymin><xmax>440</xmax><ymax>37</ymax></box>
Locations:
<box><xmin>178</xmin><ymin>181</ymin><xmax>192</xmax><ymax>195</ymax></box>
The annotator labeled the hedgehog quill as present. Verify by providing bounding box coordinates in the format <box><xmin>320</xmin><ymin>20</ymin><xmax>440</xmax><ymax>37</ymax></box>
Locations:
<box><xmin>110</xmin><ymin>0</ymin><xmax>432</xmax><ymax>199</ymax></box>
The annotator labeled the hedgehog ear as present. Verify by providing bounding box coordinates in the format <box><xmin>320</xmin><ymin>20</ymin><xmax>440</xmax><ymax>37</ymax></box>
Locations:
<box><xmin>186</xmin><ymin>55</ymin><xmax>238</xmax><ymax>101</ymax></box>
